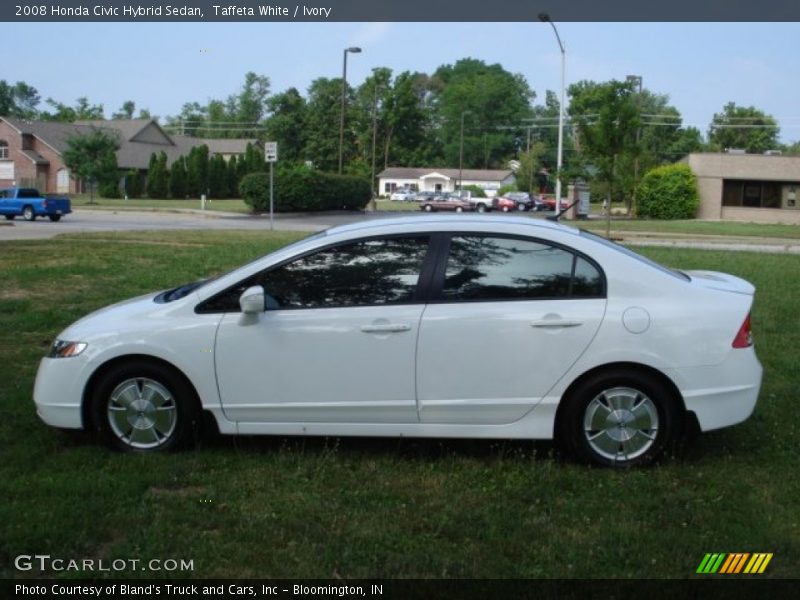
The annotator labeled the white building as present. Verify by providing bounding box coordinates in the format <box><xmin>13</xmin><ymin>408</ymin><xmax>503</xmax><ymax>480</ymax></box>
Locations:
<box><xmin>378</xmin><ymin>167</ymin><xmax>515</xmax><ymax>198</ymax></box>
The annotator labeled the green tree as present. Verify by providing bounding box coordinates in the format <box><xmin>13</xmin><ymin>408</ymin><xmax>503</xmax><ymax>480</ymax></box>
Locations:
<box><xmin>61</xmin><ymin>128</ymin><xmax>120</xmax><ymax>203</ymax></box>
<box><xmin>515</xmin><ymin>142</ymin><xmax>547</xmax><ymax>195</ymax></box>
<box><xmin>708</xmin><ymin>102</ymin><xmax>779</xmax><ymax>153</ymax></box>
<box><xmin>227</xmin><ymin>155</ymin><xmax>239</xmax><ymax>197</ymax></box>
<box><xmin>0</xmin><ymin>80</ymin><xmax>40</xmax><ymax>119</ymax></box>
<box><xmin>266</xmin><ymin>87</ymin><xmax>308</xmax><ymax>163</ymax></box>
<box><xmin>112</xmin><ymin>101</ymin><xmax>136</xmax><ymax>120</ymax></box>
<box><xmin>303</xmin><ymin>77</ymin><xmax>355</xmax><ymax>171</ymax></box>
<box><xmin>186</xmin><ymin>145</ymin><xmax>209</xmax><ymax>197</ymax></box>
<box><xmin>42</xmin><ymin>97</ymin><xmax>104</xmax><ymax>121</ymax></box>
<box><xmin>208</xmin><ymin>154</ymin><xmax>229</xmax><ymax>198</ymax></box>
<box><xmin>169</xmin><ymin>156</ymin><xmax>188</xmax><ymax>199</ymax></box>
<box><xmin>125</xmin><ymin>170</ymin><xmax>143</xmax><ymax>198</ymax></box>
<box><xmin>433</xmin><ymin>58</ymin><xmax>534</xmax><ymax>169</ymax></box>
<box><xmin>146</xmin><ymin>151</ymin><xmax>169</xmax><ymax>199</ymax></box>
<box><xmin>568</xmin><ymin>79</ymin><xmax>640</xmax><ymax>205</ymax></box>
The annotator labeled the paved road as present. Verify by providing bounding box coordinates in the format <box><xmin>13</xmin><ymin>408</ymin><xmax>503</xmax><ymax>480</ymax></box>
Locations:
<box><xmin>0</xmin><ymin>209</ymin><xmax>385</xmax><ymax>241</ymax></box>
<box><xmin>2</xmin><ymin>208</ymin><xmax>799</xmax><ymax>253</ymax></box>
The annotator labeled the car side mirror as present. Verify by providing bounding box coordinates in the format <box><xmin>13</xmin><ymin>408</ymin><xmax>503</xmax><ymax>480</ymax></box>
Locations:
<box><xmin>239</xmin><ymin>286</ymin><xmax>265</xmax><ymax>314</ymax></box>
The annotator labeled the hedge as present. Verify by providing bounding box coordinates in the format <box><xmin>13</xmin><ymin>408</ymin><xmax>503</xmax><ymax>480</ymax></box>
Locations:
<box><xmin>637</xmin><ymin>163</ymin><xmax>700</xmax><ymax>219</ymax></box>
<box><xmin>240</xmin><ymin>165</ymin><xmax>371</xmax><ymax>213</ymax></box>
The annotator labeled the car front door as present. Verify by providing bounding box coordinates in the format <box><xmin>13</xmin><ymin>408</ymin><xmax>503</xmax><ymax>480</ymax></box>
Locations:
<box><xmin>213</xmin><ymin>235</ymin><xmax>433</xmax><ymax>424</ymax></box>
<box><xmin>416</xmin><ymin>234</ymin><xmax>607</xmax><ymax>424</ymax></box>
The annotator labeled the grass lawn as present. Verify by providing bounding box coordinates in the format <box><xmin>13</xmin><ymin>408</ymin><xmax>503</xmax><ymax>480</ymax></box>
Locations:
<box><xmin>71</xmin><ymin>195</ymin><xmax>252</xmax><ymax>214</ymax></box>
<box><xmin>580</xmin><ymin>218</ymin><xmax>800</xmax><ymax>240</ymax></box>
<box><xmin>1</xmin><ymin>231</ymin><xmax>798</xmax><ymax>579</ymax></box>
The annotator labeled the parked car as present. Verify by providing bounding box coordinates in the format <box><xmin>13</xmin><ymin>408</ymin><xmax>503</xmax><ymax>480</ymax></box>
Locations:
<box><xmin>390</xmin><ymin>190</ymin><xmax>417</xmax><ymax>201</ymax></box>
<box><xmin>0</xmin><ymin>187</ymin><xmax>72</xmax><ymax>222</ymax></box>
<box><xmin>419</xmin><ymin>197</ymin><xmax>474</xmax><ymax>212</ymax></box>
<box><xmin>542</xmin><ymin>197</ymin><xmax>570</xmax><ymax>212</ymax></box>
<box><xmin>34</xmin><ymin>215</ymin><xmax>762</xmax><ymax>468</ymax></box>
<box><xmin>494</xmin><ymin>192</ymin><xmax>534</xmax><ymax>212</ymax></box>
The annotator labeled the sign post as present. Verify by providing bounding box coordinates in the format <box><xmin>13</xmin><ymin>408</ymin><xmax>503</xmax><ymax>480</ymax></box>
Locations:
<box><xmin>265</xmin><ymin>142</ymin><xmax>278</xmax><ymax>230</ymax></box>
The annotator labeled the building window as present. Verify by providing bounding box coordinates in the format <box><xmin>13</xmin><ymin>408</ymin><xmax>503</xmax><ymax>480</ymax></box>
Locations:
<box><xmin>0</xmin><ymin>140</ymin><xmax>8</xmax><ymax>160</ymax></box>
<box><xmin>723</xmin><ymin>180</ymin><xmax>784</xmax><ymax>209</ymax></box>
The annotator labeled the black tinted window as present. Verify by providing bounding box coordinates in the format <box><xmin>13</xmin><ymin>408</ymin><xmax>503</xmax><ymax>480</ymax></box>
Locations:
<box><xmin>442</xmin><ymin>235</ymin><xmax>603</xmax><ymax>301</ymax></box>
<box><xmin>200</xmin><ymin>236</ymin><xmax>430</xmax><ymax>312</ymax></box>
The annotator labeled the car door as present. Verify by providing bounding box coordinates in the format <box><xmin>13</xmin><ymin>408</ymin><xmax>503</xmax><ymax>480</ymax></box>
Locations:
<box><xmin>213</xmin><ymin>235</ymin><xmax>433</xmax><ymax>424</ymax></box>
<box><xmin>416</xmin><ymin>233</ymin><xmax>607</xmax><ymax>424</ymax></box>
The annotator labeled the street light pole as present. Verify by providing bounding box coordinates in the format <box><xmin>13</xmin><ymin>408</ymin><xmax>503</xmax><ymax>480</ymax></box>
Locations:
<box><xmin>459</xmin><ymin>110</ymin><xmax>471</xmax><ymax>194</ymax></box>
<box><xmin>538</xmin><ymin>13</ymin><xmax>565</xmax><ymax>213</ymax></box>
<box><xmin>370</xmin><ymin>83</ymin><xmax>380</xmax><ymax>200</ymax></box>
<box><xmin>338</xmin><ymin>46</ymin><xmax>361</xmax><ymax>174</ymax></box>
<box><xmin>627</xmin><ymin>74</ymin><xmax>643</xmax><ymax>217</ymax></box>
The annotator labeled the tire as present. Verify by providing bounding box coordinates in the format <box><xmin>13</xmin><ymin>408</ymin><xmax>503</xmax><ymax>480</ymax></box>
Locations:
<box><xmin>558</xmin><ymin>369</ymin><xmax>679</xmax><ymax>468</ymax></box>
<box><xmin>455</xmin><ymin>206</ymin><xmax>464</xmax><ymax>213</ymax></box>
<box><xmin>91</xmin><ymin>360</ymin><xmax>199</xmax><ymax>453</ymax></box>
<box><xmin>501</xmin><ymin>206</ymin><xmax>510</xmax><ymax>213</ymax></box>
<box><xmin>517</xmin><ymin>203</ymin><xmax>527</xmax><ymax>211</ymax></box>
<box><xmin>4</xmin><ymin>215</ymin><xmax>14</xmax><ymax>220</ymax></box>
<box><xmin>49</xmin><ymin>215</ymin><xmax>62</xmax><ymax>222</ymax></box>
<box><xmin>423</xmin><ymin>204</ymin><xmax>433</xmax><ymax>212</ymax></box>
<box><xmin>476</xmin><ymin>204</ymin><xmax>487</xmax><ymax>213</ymax></box>
<box><xmin>23</xmin><ymin>206</ymin><xmax>36</xmax><ymax>221</ymax></box>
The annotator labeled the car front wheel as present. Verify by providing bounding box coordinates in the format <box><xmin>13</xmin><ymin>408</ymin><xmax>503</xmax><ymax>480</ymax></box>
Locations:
<box><xmin>91</xmin><ymin>360</ymin><xmax>198</xmax><ymax>452</ymax></box>
<box><xmin>423</xmin><ymin>204</ymin><xmax>433</xmax><ymax>212</ymax></box>
<box><xmin>559</xmin><ymin>370</ymin><xmax>678</xmax><ymax>468</ymax></box>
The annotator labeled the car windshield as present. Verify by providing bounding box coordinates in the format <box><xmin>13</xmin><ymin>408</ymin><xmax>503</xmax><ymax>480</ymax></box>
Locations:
<box><xmin>580</xmin><ymin>229</ymin><xmax>690</xmax><ymax>281</ymax></box>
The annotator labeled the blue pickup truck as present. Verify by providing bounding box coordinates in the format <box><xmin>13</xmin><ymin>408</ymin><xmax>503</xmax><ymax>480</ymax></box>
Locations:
<box><xmin>0</xmin><ymin>187</ymin><xmax>72</xmax><ymax>222</ymax></box>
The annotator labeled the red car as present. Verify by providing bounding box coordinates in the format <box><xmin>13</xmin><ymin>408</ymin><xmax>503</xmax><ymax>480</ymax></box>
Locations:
<box><xmin>542</xmin><ymin>197</ymin><xmax>570</xmax><ymax>211</ymax></box>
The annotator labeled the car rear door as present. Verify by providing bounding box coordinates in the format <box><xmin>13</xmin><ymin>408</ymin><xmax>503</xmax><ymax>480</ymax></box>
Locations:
<box><xmin>416</xmin><ymin>233</ymin><xmax>607</xmax><ymax>424</ymax></box>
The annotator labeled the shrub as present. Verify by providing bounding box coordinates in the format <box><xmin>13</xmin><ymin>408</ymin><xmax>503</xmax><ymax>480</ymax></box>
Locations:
<box><xmin>240</xmin><ymin>166</ymin><xmax>371</xmax><ymax>213</ymax></box>
<box><xmin>125</xmin><ymin>170</ymin><xmax>143</xmax><ymax>199</ymax></box>
<box><xmin>496</xmin><ymin>184</ymin><xmax>516</xmax><ymax>197</ymax></box>
<box><xmin>637</xmin><ymin>163</ymin><xmax>699</xmax><ymax>219</ymax></box>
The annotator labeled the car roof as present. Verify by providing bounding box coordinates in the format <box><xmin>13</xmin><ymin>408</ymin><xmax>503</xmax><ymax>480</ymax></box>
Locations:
<box><xmin>320</xmin><ymin>214</ymin><xmax>581</xmax><ymax>239</ymax></box>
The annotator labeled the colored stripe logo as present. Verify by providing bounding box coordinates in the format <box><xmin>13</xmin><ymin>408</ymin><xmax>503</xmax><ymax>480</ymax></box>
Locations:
<box><xmin>696</xmin><ymin>553</ymin><xmax>773</xmax><ymax>574</ymax></box>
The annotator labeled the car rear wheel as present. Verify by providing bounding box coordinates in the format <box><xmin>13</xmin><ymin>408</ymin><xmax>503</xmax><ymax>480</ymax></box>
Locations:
<box><xmin>455</xmin><ymin>206</ymin><xmax>464</xmax><ymax>213</ymax></box>
<box><xmin>558</xmin><ymin>369</ymin><xmax>678</xmax><ymax>468</ymax></box>
<box><xmin>91</xmin><ymin>360</ymin><xmax>198</xmax><ymax>452</ymax></box>
<box><xmin>4</xmin><ymin>215</ymin><xmax>15</xmax><ymax>220</ymax></box>
<box><xmin>476</xmin><ymin>204</ymin><xmax>487</xmax><ymax>213</ymax></box>
<box><xmin>423</xmin><ymin>204</ymin><xmax>433</xmax><ymax>212</ymax></box>
<box><xmin>517</xmin><ymin>203</ymin><xmax>527</xmax><ymax>211</ymax></box>
<box><xmin>501</xmin><ymin>206</ymin><xmax>510</xmax><ymax>212</ymax></box>
<box><xmin>23</xmin><ymin>206</ymin><xmax>36</xmax><ymax>221</ymax></box>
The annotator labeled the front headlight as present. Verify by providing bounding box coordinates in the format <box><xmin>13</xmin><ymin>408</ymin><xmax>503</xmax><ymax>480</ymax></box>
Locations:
<box><xmin>49</xmin><ymin>340</ymin><xmax>88</xmax><ymax>358</ymax></box>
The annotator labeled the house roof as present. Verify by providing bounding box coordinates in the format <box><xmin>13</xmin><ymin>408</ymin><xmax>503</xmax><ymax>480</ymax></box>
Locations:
<box><xmin>378</xmin><ymin>167</ymin><xmax>514</xmax><ymax>182</ymax></box>
<box><xmin>1</xmin><ymin>117</ymin><xmax>258</xmax><ymax>171</ymax></box>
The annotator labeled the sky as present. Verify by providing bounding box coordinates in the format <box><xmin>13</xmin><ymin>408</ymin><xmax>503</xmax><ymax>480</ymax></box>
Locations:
<box><xmin>6</xmin><ymin>21</ymin><xmax>800</xmax><ymax>143</ymax></box>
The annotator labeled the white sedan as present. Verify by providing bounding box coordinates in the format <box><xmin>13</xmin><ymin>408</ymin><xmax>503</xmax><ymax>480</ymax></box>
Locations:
<box><xmin>34</xmin><ymin>216</ymin><xmax>762</xmax><ymax>467</ymax></box>
<box><xmin>390</xmin><ymin>190</ymin><xmax>416</xmax><ymax>201</ymax></box>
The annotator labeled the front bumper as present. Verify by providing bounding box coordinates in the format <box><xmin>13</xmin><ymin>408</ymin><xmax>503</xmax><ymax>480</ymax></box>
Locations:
<box><xmin>33</xmin><ymin>356</ymin><xmax>88</xmax><ymax>429</ymax></box>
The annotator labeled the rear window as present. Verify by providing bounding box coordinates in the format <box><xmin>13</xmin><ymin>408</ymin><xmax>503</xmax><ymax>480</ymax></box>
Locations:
<box><xmin>580</xmin><ymin>229</ymin><xmax>690</xmax><ymax>281</ymax></box>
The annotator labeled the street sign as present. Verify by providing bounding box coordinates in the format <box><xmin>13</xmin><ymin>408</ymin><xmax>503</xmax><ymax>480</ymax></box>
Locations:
<box><xmin>265</xmin><ymin>141</ymin><xmax>278</xmax><ymax>163</ymax></box>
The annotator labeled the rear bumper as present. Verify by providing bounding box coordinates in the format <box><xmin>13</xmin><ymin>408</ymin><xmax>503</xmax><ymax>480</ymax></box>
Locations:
<box><xmin>667</xmin><ymin>347</ymin><xmax>763</xmax><ymax>432</ymax></box>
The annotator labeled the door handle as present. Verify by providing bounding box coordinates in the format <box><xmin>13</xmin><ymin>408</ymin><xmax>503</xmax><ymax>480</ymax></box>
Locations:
<box><xmin>530</xmin><ymin>320</ymin><xmax>583</xmax><ymax>329</ymax></box>
<box><xmin>360</xmin><ymin>323</ymin><xmax>412</xmax><ymax>334</ymax></box>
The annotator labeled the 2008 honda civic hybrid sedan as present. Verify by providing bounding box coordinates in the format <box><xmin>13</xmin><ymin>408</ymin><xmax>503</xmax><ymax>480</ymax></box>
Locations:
<box><xmin>34</xmin><ymin>215</ymin><xmax>762</xmax><ymax>467</ymax></box>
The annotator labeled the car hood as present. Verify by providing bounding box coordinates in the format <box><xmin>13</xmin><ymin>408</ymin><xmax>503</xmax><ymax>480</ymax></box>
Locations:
<box><xmin>59</xmin><ymin>292</ymin><xmax>163</xmax><ymax>339</ymax></box>
<box><xmin>685</xmin><ymin>270</ymin><xmax>755</xmax><ymax>295</ymax></box>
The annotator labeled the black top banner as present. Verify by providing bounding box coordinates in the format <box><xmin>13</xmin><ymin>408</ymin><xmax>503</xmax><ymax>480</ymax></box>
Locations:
<box><xmin>4</xmin><ymin>0</ymin><xmax>800</xmax><ymax>22</ymax></box>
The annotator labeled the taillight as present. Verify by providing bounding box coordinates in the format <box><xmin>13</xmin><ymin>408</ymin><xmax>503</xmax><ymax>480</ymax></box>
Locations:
<box><xmin>732</xmin><ymin>313</ymin><xmax>753</xmax><ymax>348</ymax></box>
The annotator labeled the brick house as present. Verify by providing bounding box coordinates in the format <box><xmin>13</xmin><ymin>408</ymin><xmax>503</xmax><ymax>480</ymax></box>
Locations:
<box><xmin>0</xmin><ymin>116</ymin><xmax>257</xmax><ymax>194</ymax></box>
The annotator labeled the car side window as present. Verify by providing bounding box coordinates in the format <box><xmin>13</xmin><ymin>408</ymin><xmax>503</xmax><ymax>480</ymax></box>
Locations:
<box><xmin>441</xmin><ymin>235</ymin><xmax>603</xmax><ymax>301</ymax></box>
<box><xmin>198</xmin><ymin>236</ymin><xmax>431</xmax><ymax>312</ymax></box>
